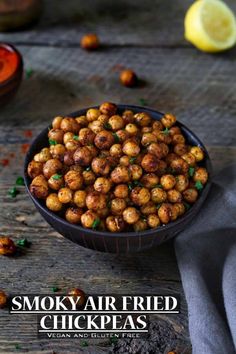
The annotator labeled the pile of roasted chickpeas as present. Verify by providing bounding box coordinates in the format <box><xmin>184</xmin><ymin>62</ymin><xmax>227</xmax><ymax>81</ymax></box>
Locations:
<box><xmin>27</xmin><ymin>102</ymin><xmax>208</xmax><ymax>232</ymax></box>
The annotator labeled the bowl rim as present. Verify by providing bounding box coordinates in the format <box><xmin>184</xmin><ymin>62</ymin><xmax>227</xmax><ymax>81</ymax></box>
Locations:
<box><xmin>24</xmin><ymin>104</ymin><xmax>212</xmax><ymax>238</ymax></box>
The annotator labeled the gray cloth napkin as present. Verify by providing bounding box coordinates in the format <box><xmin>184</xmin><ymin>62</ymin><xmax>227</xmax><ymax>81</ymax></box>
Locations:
<box><xmin>175</xmin><ymin>164</ymin><xmax>236</xmax><ymax>354</ymax></box>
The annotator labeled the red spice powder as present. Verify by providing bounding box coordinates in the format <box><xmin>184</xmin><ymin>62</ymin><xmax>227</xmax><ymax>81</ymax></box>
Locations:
<box><xmin>0</xmin><ymin>45</ymin><xmax>19</xmax><ymax>83</ymax></box>
<box><xmin>24</xmin><ymin>130</ymin><xmax>33</xmax><ymax>138</ymax></box>
<box><xmin>1</xmin><ymin>159</ymin><xmax>9</xmax><ymax>166</ymax></box>
<box><xmin>21</xmin><ymin>143</ymin><xmax>29</xmax><ymax>154</ymax></box>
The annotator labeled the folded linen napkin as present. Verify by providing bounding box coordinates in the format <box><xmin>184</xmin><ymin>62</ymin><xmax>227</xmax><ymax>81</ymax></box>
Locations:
<box><xmin>175</xmin><ymin>164</ymin><xmax>236</xmax><ymax>354</ymax></box>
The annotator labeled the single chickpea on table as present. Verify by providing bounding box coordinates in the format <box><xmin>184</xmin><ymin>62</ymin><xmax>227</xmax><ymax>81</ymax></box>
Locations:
<box><xmin>27</xmin><ymin>102</ymin><xmax>208</xmax><ymax>232</ymax></box>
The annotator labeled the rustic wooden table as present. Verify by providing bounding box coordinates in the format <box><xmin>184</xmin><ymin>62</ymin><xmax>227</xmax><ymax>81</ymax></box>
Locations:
<box><xmin>0</xmin><ymin>0</ymin><xmax>236</xmax><ymax>353</ymax></box>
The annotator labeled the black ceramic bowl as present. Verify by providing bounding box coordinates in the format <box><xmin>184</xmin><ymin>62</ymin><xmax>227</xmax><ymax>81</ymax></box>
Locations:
<box><xmin>24</xmin><ymin>105</ymin><xmax>212</xmax><ymax>254</ymax></box>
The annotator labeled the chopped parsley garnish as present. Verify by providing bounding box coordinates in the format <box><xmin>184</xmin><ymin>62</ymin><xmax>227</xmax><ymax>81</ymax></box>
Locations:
<box><xmin>141</xmin><ymin>215</ymin><xmax>147</xmax><ymax>221</ymax></box>
<box><xmin>80</xmin><ymin>340</ymin><xmax>89</xmax><ymax>347</ymax></box>
<box><xmin>195</xmin><ymin>180</ymin><xmax>203</xmax><ymax>191</ymax></box>
<box><xmin>154</xmin><ymin>184</ymin><xmax>163</xmax><ymax>189</ymax></box>
<box><xmin>49</xmin><ymin>139</ymin><xmax>57</xmax><ymax>146</ymax></box>
<box><xmin>128</xmin><ymin>183</ymin><xmax>133</xmax><ymax>191</ymax></box>
<box><xmin>51</xmin><ymin>287</ymin><xmax>59</xmax><ymax>293</ymax></box>
<box><xmin>8</xmin><ymin>187</ymin><xmax>19</xmax><ymax>198</ymax></box>
<box><xmin>15</xmin><ymin>177</ymin><xmax>25</xmax><ymax>186</ymax></box>
<box><xmin>162</xmin><ymin>127</ymin><xmax>170</xmax><ymax>135</ymax></box>
<box><xmin>73</xmin><ymin>135</ymin><xmax>79</xmax><ymax>141</ymax></box>
<box><xmin>25</xmin><ymin>68</ymin><xmax>33</xmax><ymax>79</ymax></box>
<box><xmin>104</xmin><ymin>122</ymin><xmax>112</xmax><ymax>130</ymax></box>
<box><xmin>85</xmin><ymin>166</ymin><xmax>91</xmax><ymax>171</ymax></box>
<box><xmin>129</xmin><ymin>157</ymin><xmax>136</xmax><ymax>164</ymax></box>
<box><xmin>188</xmin><ymin>167</ymin><xmax>195</xmax><ymax>177</ymax></box>
<box><xmin>156</xmin><ymin>204</ymin><xmax>162</xmax><ymax>209</ymax></box>
<box><xmin>139</xmin><ymin>98</ymin><xmax>148</xmax><ymax>106</ymax></box>
<box><xmin>17</xmin><ymin>238</ymin><xmax>31</xmax><ymax>247</ymax></box>
<box><xmin>133</xmin><ymin>180</ymin><xmax>143</xmax><ymax>187</ymax></box>
<box><xmin>52</xmin><ymin>174</ymin><xmax>62</xmax><ymax>180</ymax></box>
<box><xmin>92</xmin><ymin>218</ymin><xmax>101</xmax><ymax>229</ymax></box>
<box><xmin>184</xmin><ymin>202</ymin><xmax>191</xmax><ymax>211</ymax></box>
<box><xmin>112</xmin><ymin>133</ymin><xmax>120</xmax><ymax>143</ymax></box>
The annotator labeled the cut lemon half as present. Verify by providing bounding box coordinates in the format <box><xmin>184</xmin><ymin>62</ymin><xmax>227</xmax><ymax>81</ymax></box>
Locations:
<box><xmin>185</xmin><ymin>0</ymin><xmax>236</xmax><ymax>52</ymax></box>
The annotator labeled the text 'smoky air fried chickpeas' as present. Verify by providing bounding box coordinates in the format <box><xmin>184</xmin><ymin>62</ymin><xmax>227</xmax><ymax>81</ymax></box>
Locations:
<box><xmin>27</xmin><ymin>103</ymin><xmax>208</xmax><ymax>233</ymax></box>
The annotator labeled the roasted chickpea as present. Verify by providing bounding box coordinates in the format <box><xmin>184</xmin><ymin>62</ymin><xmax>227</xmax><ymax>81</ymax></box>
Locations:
<box><xmin>165</xmin><ymin>153</ymin><xmax>178</xmax><ymax>165</ymax></box>
<box><xmin>65</xmin><ymin>207</ymin><xmax>83</xmax><ymax>224</ymax></box>
<box><xmin>142</xmin><ymin>127</ymin><xmax>153</xmax><ymax>133</ymax></box>
<box><xmin>128</xmin><ymin>164</ymin><xmax>143</xmax><ymax>180</ymax></box>
<box><xmin>50</xmin><ymin>144</ymin><xmax>66</xmax><ymax>160</ymax></box>
<box><xmin>125</xmin><ymin>123</ymin><xmax>139</xmax><ymax>136</ymax></box>
<box><xmin>64</xmin><ymin>170</ymin><xmax>83</xmax><ymax>190</ymax></box>
<box><xmin>106</xmin><ymin>216</ymin><xmax>126</xmax><ymax>232</ymax></box>
<box><xmin>114</xmin><ymin>184</ymin><xmax>129</xmax><ymax>198</ymax></box>
<box><xmin>158</xmin><ymin>203</ymin><xmax>173</xmax><ymax>224</ymax></box>
<box><xmin>172</xmin><ymin>134</ymin><xmax>185</xmax><ymax>145</ymax></box>
<box><xmin>91</xmin><ymin>157</ymin><xmax>110</xmax><ymax>176</ymax></box>
<box><xmin>122</xmin><ymin>141</ymin><xmax>140</xmax><ymax>157</ymax></box>
<box><xmin>133</xmin><ymin>219</ymin><xmax>148</xmax><ymax>232</ymax></box>
<box><xmin>190</xmin><ymin>146</ymin><xmax>204</xmax><ymax>161</ymax></box>
<box><xmin>73</xmin><ymin>146</ymin><xmax>93</xmax><ymax>166</ymax></box>
<box><xmin>130</xmin><ymin>187</ymin><xmax>150</xmax><ymax>206</ymax></box>
<box><xmin>94</xmin><ymin>130</ymin><xmax>114</xmax><ymax>150</ymax></box>
<box><xmin>174</xmin><ymin>144</ymin><xmax>188</xmax><ymax>156</ymax></box>
<box><xmin>81</xmin><ymin>210</ymin><xmax>99</xmax><ymax>229</ymax></box>
<box><xmin>108</xmin><ymin>115</ymin><xmax>124</xmax><ymax>131</ymax></box>
<box><xmin>134</xmin><ymin>112</ymin><xmax>151</xmax><ymax>127</ymax></box>
<box><xmin>27</xmin><ymin>160</ymin><xmax>43</xmax><ymax>179</ymax></box>
<box><xmin>86</xmin><ymin>192</ymin><xmax>107</xmax><ymax>210</ymax></box>
<box><xmin>140</xmin><ymin>201</ymin><xmax>156</xmax><ymax>215</ymax></box>
<box><xmin>43</xmin><ymin>159</ymin><xmax>62</xmax><ymax>179</ymax></box>
<box><xmin>0</xmin><ymin>237</ymin><xmax>16</xmax><ymax>256</ymax></box>
<box><xmin>174</xmin><ymin>202</ymin><xmax>185</xmax><ymax>216</ymax></box>
<box><xmin>48</xmin><ymin>129</ymin><xmax>64</xmax><ymax>144</ymax></box>
<box><xmin>34</xmin><ymin>148</ymin><xmax>51</xmax><ymax>163</ymax></box>
<box><xmin>181</xmin><ymin>152</ymin><xmax>196</xmax><ymax>166</ymax></box>
<box><xmin>80</xmin><ymin>33</ymin><xmax>100</xmax><ymax>50</ymax></box>
<box><xmin>82</xmin><ymin>170</ymin><xmax>96</xmax><ymax>185</ymax></box>
<box><xmin>73</xmin><ymin>190</ymin><xmax>87</xmax><ymax>208</ymax></box>
<box><xmin>119</xmin><ymin>155</ymin><xmax>130</xmax><ymax>166</ymax></box>
<box><xmin>65</xmin><ymin>139</ymin><xmax>80</xmax><ymax>151</ymax></box>
<box><xmin>141</xmin><ymin>173</ymin><xmax>159</xmax><ymax>189</ymax></box>
<box><xmin>123</xmin><ymin>207</ymin><xmax>140</xmax><ymax>224</ymax></box>
<box><xmin>167</xmin><ymin>189</ymin><xmax>182</xmax><ymax>203</ymax></box>
<box><xmin>147</xmin><ymin>214</ymin><xmax>161</xmax><ymax>228</ymax></box>
<box><xmin>156</xmin><ymin>160</ymin><xmax>167</xmax><ymax>177</ymax></box>
<box><xmin>86</xmin><ymin>108</ymin><xmax>100</xmax><ymax>122</ymax></box>
<box><xmin>99</xmin><ymin>102</ymin><xmax>117</xmax><ymax>116</ymax></box>
<box><xmin>46</xmin><ymin>193</ymin><xmax>63</xmax><ymax>212</ymax></box>
<box><xmin>120</xmin><ymin>69</ymin><xmax>137</xmax><ymax>87</ymax></box>
<box><xmin>109</xmin><ymin>144</ymin><xmax>122</xmax><ymax>157</ymax></box>
<box><xmin>52</xmin><ymin>116</ymin><xmax>63</xmax><ymax>129</ymax></box>
<box><xmin>141</xmin><ymin>154</ymin><xmax>160</xmax><ymax>173</ymax></box>
<box><xmin>58</xmin><ymin>187</ymin><xmax>73</xmax><ymax>204</ymax></box>
<box><xmin>147</xmin><ymin>142</ymin><xmax>169</xmax><ymax>159</ymax></box>
<box><xmin>154</xmin><ymin>130</ymin><xmax>172</xmax><ymax>144</ymax></box>
<box><xmin>77</xmin><ymin>128</ymin><xmax>95</xmax><ymax>145</ymax></box>
<box><xmin>63</xmin><ymin>151</ymin><xmax>74</xmax><ymax>166</ymax></box>
<box><xmin>160</xmin><ymin>174</ymin><xmax>176</xmax><ymax>190</ymax></box>
<box><xmin>111</xmin><ymin>198</ymin><xmax>127</xmax><ymax>216</ymax></box>
<box><xmin>151</xmin><ymin>188</ymin><xmax>167</xmax><ymax>203</ymax></box>
<box><xmin>161</xmin><ymin>113</ymin><xmax>176</xmax><ymax>128</ymax></box>
<box><xmin>30</xmin><ymin>175</ymin><xmax>49</xmax><ymax>199</ymax></box>
<box><xmin>115</xmin><ymin>129</ymin><xmax>129</xmax><ymax>143</ymax></box>
<box><xmin>63</xmin><ymin>132</ymin><xmax>74</xmax><ymax>145</ymax></box>
<box><xmin>0</xmin><ymin>290</ymin><xmax>7</xmax><ymax>308</ymax></box>
<box><xmin>141</xmin><ymin>133</ymin><xmax>157</xmax><ymax>146</ymax></box>
<box><xmin>170</xmin><ymin>158</ymin><xmax>189</xmax><ymax>174</ymax></box>
<box><xmin>94</xmin><ymin>177</ymin><xmax>112</xmax><ymax>194</ymax></box>
<box><xmin>111</xmin><ymin>165</ymin><xmax>130</xmax><ymax>184</ymax></box>
<box><xmin>88</xmin><ymin>120</ymin><xmax>104</xmax><ymax>134</ymax></box>
<box><xmin>152</xmin><ymin>121</ymin><xmax>163</xmax><ymax>131</ymax></box>
<box><xmin>122</xmin><ymin>110</ymin><xmax>134</xmax><ymax>124</ymax></box>
<box><xmin>193</xmin><ymin>167</ymin><xmax>208</xmax><ymax>184</ymax></box>
<box><xmin>97</xmin><ymin>114</ymin><xmax>109</xmax><ymax>125</ymax></box>
<box><xmin>60</xmin><ymin>117</ymin><xmax>79</xmax><ymax>133</ymax></box>
<box><xmin>97</xmin><ymin>207</ymin><xmax>109</xmax><ymax>219</ymax></box>
<box><xmin>169</xmin><ymin>126</ymin><xmax>181</xmax><ymax>136</ymax></box>
<box><xmin>183</xmin><ymin>188</ymin><xmax>198</xmax><ymax>203</ymax></box>
<box><xmin>48</xmin><ymin>174</ymin><xmax>64</xmax><ymax>190</ymax></box>
<box><xmin>175</xmin><ymin>175</ymin><xmax>189</xmax><ymax>192</ymax></box>
<box><xmin>75</xmin><ymin>115</ymin><xmax>88</xmax><ymax>127</ymax></box>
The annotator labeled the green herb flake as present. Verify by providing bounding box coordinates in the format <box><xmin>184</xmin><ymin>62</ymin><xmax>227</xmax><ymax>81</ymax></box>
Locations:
<box><xmin>154</xmin><ymin>184</ymin><xmax>163</xmax><ymax>189</ymax></box>
<box><xmin>141</xmin><ymin>215</ymin><xmax>147</xmax><ymax>221</ymax></box>
<box><xmin>195</xmin><ymin>180</ymin><xmax>203</xmax><ymax>191</ymax></box>
<box><xmin>8</xmin><ymin>187</ymin><xmax>19</xmax><ymax>198</ymax></box>
<box><xmin>25</xmin><ymin>68</ymin><xmax>33</xmax><ymax>79</ymax></box>
<box><xmin>85</xmin><ymin>166</ymin><xmax>91</xmax><ymax>172</ymax></box>
<box><xmin>128</xmin><ymin>183</ymin><xmax>133</xmax><ymax>191</ymax></box>
<box><xmin>112</xmin><ymin>133</ymin><xmax>120</xmax><ymax>143</ymax></box>
<box><xmin>52</xmin><ymin>174</ymin><xmax>62</xmax><ymax>180</ymax></box>
<box><xmin>15</xmin><ymin>177</ymin><xmax>25</xmax><ymax>186</ymax></box>
<box><xmin>104</xmin><ymin>122</ymin><xmax>112</xmax><ymax>130</ymax></box>
<box><xmin>73</xmin><ymin>135</ymin><xmax>79</xmax><ymax>141</ymax></box>
<box><xmin>129</xmin><ymin>157</ymin><xmax>136</xmax><ymax>164</ymax></box>
<box><xmin>156</xmin><ymin>204</ymin><xmax>162</xmax><ymax>210</ymax></box>
<box><xmin>51</xmin><ymin>286</ymin><xmax>59</xmax><ymax>293</ymax></box>
<box><xmin>133</xmin><ymin>180</ymin><xmax>143</xmax><ymax>187</ymax></box>
<box><xmin>80</xmin><ymin>340</ymin><xmax>89</xmax><ymax>347</ymax></box>
<box><xmin>139</xmin><ymin>98</ymin><xmax>148</xmax><ymax>106</ymax></box>
<box><xmin>17</xmin><ymin>238</ymin><xmax>31</xmax><ymax>248</ymax></box>
<box><xmin>49</xmin><ymin>139</ymin><xmax>57</xmax><ymax>146</ymax></box>
<box><xmin>92</xmin><ymin>218</ymin><xmax>101</xmax><ymax>229</ymax></box>
<box><xmin>107</xmin><ymin>200</ymin><xmax>111</xmax><ymax>208</ymax></box>
<box><xmin>189</xmin><ymin>167</ymin><xmax>195</xmax><ymax>177</ymax></box>
<box><xmin>162</xmin><ymin>127</ymin><xmax>170</xmax><ymax>135</ymax></box>
<box><xmin>184</xmin><ymin>202</ymin><xmax>191</xmax><ymax>211</ymax></box>
<box><xmin>15</xmin><ymin>343</ymin><xmax>21</xmax><ymax>350</ymax></box>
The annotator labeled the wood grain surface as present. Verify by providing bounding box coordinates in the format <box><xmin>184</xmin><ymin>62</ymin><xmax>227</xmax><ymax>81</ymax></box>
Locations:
<box><xmin>0</xmin><ymin>0</ymin><xmax>236</xmax><ymax>353</ymax></box>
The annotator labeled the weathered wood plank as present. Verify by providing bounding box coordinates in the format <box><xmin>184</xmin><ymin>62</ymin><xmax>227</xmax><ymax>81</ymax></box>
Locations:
<box><xmin>0</xmin><ymin>0</ymin><xmax>235</xmax><ymax>48</ymax></box>
<box><xmin>0</xmin><ymin>46</ymin><xmax>236</xmax><ymax>146</ymax></box>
